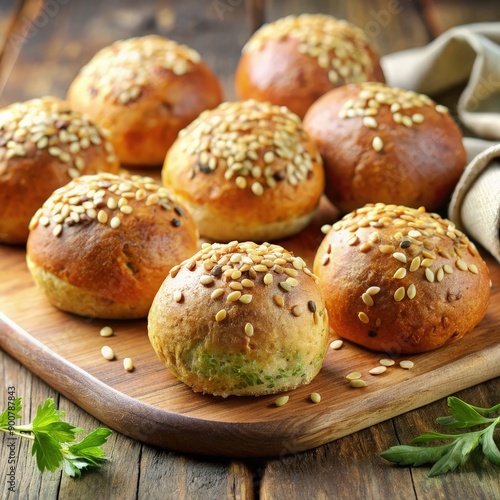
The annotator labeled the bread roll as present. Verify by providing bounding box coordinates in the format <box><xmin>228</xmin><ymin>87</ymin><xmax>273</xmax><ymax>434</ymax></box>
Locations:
<box><xmin>148</xmin><ymin>241</ymin><xmax>329</xmax><ymax>397</ymax></box>
<box><xmin>303</xmin><ymin>82</ymin><xmax>467</xmax><ymax>213</ymax></box>
<box><xmin>162</xmin><ymin>99</ymin><xmax>325</xmax><ymax>242</ymax></box>
<box><xmin>26</xmin><ymin>172</ymin><xmax>199</xmax><ymax>319</ymax></box>
<box><xmin>67</xmin><ymin>35</ymin><xmax>223</xmax><ymax>166</ymax></box>
<box><xmin>314</xmin><ymin>203</ymin><xmax>491</xmax><ymax>354</ymax></box>
<box><xmin>235</xmin><ymin>14</ymin><xmax>385</xmax><ymax>118</ymax></box>
<box><xmin>0</xmin><ymin>97</ymin><xmax>119</xmax><ymax>244</ymax></box>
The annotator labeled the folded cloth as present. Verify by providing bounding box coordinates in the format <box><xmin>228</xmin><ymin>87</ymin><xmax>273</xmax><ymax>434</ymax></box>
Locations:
<box><xmin>382</xmin><ymin>23</ymin><xmax>500</xmax><ymax>140</ymax></box>
<box><xmin>382</xmin><ymin>24</ymin><xmax>500</xmax><ymax>262</ymax></box>
<box><xmin>449</xmin><ymin>139</ymin><xmax>500</xmax><ymax>264</ymax></box>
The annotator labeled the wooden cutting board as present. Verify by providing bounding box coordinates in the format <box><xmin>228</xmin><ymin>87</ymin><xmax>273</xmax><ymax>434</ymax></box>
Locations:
<box><xmin>1</xmin><ymin>197</ymin><xmax>499</xmax><ymax>458</ymax></box>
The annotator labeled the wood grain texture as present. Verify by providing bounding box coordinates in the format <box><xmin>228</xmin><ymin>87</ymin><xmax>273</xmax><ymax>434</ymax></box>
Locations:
<box><xmin>1</xmin><ymin>197</ymin><xmax>499</xmax><ymax>457</ymax></box>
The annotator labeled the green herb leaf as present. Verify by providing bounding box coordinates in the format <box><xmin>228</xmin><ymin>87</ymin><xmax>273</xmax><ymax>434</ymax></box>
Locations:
<box><xmin>428</xmin><ymin>433</ymin><xmax>480</xmax><ymax>477</ymax></box>
<box><xmin>381</xmin><ymin>396</ymin><xmax>500</xmax><ymax>477</ymax></box>
<box><xmin>481</xmin><ymin>420</ymin><xmax>500</xmax><ymax>466</ymax></box>
<box><xmin>31</xmin><ymin>430</ymin><xmax>64</xmax><ymax>473</ymax></box>
<box><xmin>380</xmin><ymin>443</ymin><xmax>453</xmax><ymax>466</ymax></box>
<box><xmin>0</xmin><ymin>397</ymin><xmax>22</xmax><ymax>427</ymax></box>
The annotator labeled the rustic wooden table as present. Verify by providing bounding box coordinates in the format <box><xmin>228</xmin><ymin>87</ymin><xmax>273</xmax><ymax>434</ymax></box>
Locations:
<box><xmin>1</xmin><ymin>1</ymin><xmax>499</xmax><ymax>499</ymax></box>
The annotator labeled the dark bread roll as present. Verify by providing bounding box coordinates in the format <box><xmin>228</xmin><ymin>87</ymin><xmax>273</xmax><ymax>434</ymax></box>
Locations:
<box><xmin>26</xmin><ymin>172</ymin><xmax>199</xmax><ymax>319</ymax></box>
<box><xmin>235</xmin><ymin>14</ymin><xmax>385</xmax><ymax>118</ymax></box>
<box><xmin>313</xmin><ymin>203</ymin><xmax>490</xmax><ymax>354</ymax></box>
<box><xmin>148</xmin><ymin>241</ymin><xmax>329</xmax><ymax>397</ymax></box>
<box><xmin>0</xmin><ymin>97</ymin><xmax>119</xmax><ymax>244</ymax></box>
<box><xmin>162</xmin><ymin>99</ymin><xmax>325</xmax><ymax>242</ymax></box>
<box><xmin>67</xmin><ymin>35</ymin><xmax>223</xmax><ymax>166</ymax></box>
<box><xmin>303</xmin><ymin>82</ymin><xmax>467</xmax><ymax>213</ymax></box>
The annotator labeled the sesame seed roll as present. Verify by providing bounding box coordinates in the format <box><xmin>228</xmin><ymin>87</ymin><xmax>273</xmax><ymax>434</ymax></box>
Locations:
<box><xmin>303</xmin><ymin>82</ymin><xmax>467</xmax><ymax>213</ymax></box>
<box><xmin>314</xmin><ymin>204</ymin><xmax>491</xmax><ymax>354</ymax></box>
<box><xmin>0</xmin><ymin>97</ymin><xmax>119</xmax><ymax>244</ymax></box>
<box><xmin>26</xmin><ymin>172</ymin><xmax>199</xmax><ymax>319</ymax></box>
<box><xmin>67</xmin><ymin>35</ymin><xmax>223</xmax><ymax>166</ymax></box>
<box><xmin>148</xmin><ymin>241</ymin><xmax>330</xmax><ymax>397</ymax></box>
<box><xmin>235</xmin><ymin>14</ymin><xmax>385</xmax><ymax>118</ymax></box>
<box><xmin>162</xmin><ymin>99</ymin><xmax>325</xmax><ymax>242</ymax></box>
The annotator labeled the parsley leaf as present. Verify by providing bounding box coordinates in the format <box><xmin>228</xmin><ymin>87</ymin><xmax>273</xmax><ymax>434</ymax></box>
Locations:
<box><xmin>381</xmin><ymin>396</ymin><xmax>500</xmax><ymax>477</ymax></box>
<box><xmin>0</xmin><ymin>397</ymin><xmax>111</xmax><ymax>477</ymax></box>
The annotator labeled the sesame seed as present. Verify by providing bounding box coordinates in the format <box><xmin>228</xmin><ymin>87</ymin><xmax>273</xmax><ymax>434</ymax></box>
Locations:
<box><xmin>349</xmin><ymin>379</ymin><xmax>367</xmax><ymax>388</ymax></box>
<box><xmin>280</xmin><ymin>281</ymin><xmax>292</xmax><ymax>292</ymax></box>
<box><xmin>394</xmin><ymin>287</ymin><xmax>405</xmax><ymax>302</ymax></box>
<box><xmin>229</xmin><ymin>282</ymin><xmax>243</xmax><ymax>290</ymax></box>
<box><xmin>379</xmin><ymin>358</ymin><xmax>395</xmax><ymax>367</ymax></box>
<box><xmin>310</xmin><ymin>392</ymin><xmax>321</xmax><ymax>404</ymax></box>
<box><xmin>359</xmin><ymin>242</ymin><xmax>372</xmax><ymax>253</ymax></box>
<box><xmin>241</xmin><ymin>279</ymin><xmax>254</xmax><ymax>288</ymax></box>
<box><xmin>292</xmin><ymin>305</ymin><xmax>303</xmax><ymax>317</ymax></box>
<box><xmin>263</xmin><ymin>273</ymin><xmax>273</xmax><ymax>285</ymax></box>
<box><xmin>412</xmin><ymin>113</ymin><xmax>425</xmax><ymax>123</ymax></box>
<box><xmin>456</xmin><ymin>258</ymin><xmax>468</xmax><ymax>271</ymax></box>
<box><xmin>346</xmin><ymin>371</ymin><xmax>362</xmax><ymax>381</ymax></box>
<box><xmin>358</xmin><ymin>311</ymin><xmax>369</xmax><ymax>323</ymax></box>
<box><xmin>401</xmin><ymin>115</ymin><xmax>413</xmax><ymax>127</ymax></box>
<box><xmin>286</xmin><ymin>277</ymin><xmax>298</xmax><ymax>287</ymax></box>
<box><xmin>231</xmin><ymin>269</ymin><xmax>242</xmax><ymax>280</ymax></box>
<box><xmin>362</xmin><ymin>293</ymin><xmax>374</xmax><ymax>307</ymax></box>
<box><xmin>263</xmin><ymin>151</ymin><xmax>275</xmax><ymax>163</ymax></box>
<box><xmin>123</xmin><ymin>358</ymin><xmax>134</xmax><ymax>372</ymax></box>
<box><xmin>421</xmin><ymin>258</ymin><xmax>434</xmax><ymax>268</ymax></box>
<box><xmin>227</xmin><ymin>291</ymin><xmax>242</xmax><ymax>302</ymax></box>
<box><xmin>468</xmin><ymin>264</ymin><xmax>479</xmax><ymax>274</ymax></box>
<box><xmin>211</xmin><ymin>288</ymin><xmax>224</xmax><ymax>299</ymax></box>
<box><xmin>409</xmin><ymin>256</ymin><xmax>421</xmax><ymax>272</ymax></box>
<box><xmin>362</xmin><ymin>116</ymin><xmax>378</xmax><ymax>129</ymax></box>
<box><xmin>97</xmin><ymin>210</ymin><xmax>108</xmax><ymax>224</ymax></box>
<box><xmin>330</xmin><ymin>339</ymin><xmax>343</xmax><ymax>350</ymax></box>
<box><xmin>52</xmin><ymin>224</ymin><xmax>63</xmax><ymax>236</ymax></box>
<box><xmin>435</xmin><ymin>104</ymin><xmax>448</xmax><ymax>114</ymax></box>
<box><xmin>215</xmin><ymin>309</ymin><xmax>227</xmax><ymax>321</ymax></box>
<box><xmin>101</xmin><ymin>346</ymin><xmax>115</xmax><ymax>361</ymax></box>
<box><xmin>372</xmin><ymin>136</ymin><xmax>384</xmax><ymax>152</ymax></box>
<box><xmin>99</xmin><ymin>326</ymin><xmax>113</xmax><ymax>337</ymax></box>
<box><xmin>275</xmin><ymin>395</ymin><xmax>289</xmax><ymax>407</ymax></box>
<box><xmin>173</xmin><ymin>290</ymin><xmax>183</xmax><ymax>302</ymax></box>
<box><xmin>399</xmin><ymin>360</ymin><xmax>414</xmax><ymax>369</ymax></box>
<box><xmin>200</xmin><ymin>275</ymin><xmax>214</xmax><ymax>286</ymax></box>
<box><xmin>307</xmin><ymin>300</ymin><xmax>316</xmax><ymax>312</ymax></box>
<box><xmin>366</xmin><ymin>286</ymin><xmax>380</xmax><ymax>296</ymax></box>
<box><xmin>443</xmin><ymin>264</ymin><xmax>453</xmax><ymax>274</ymax></box>
<box><xmin>436</xmin><ymin>267</ymin><xmax>445</xmax><ymax>282</ymax></box>
<box><xmin>369</xmin><ymin>366</ymin><xmax>387</xmax><ymax>375</ymax></box>
<box><xmin>380</xmin><ymin>245</ymin><xmax>395</xmax><ymax>254</ymax></box>
<box><xmin>244</xmin><ymin>322</ymin><xmax>254</xmax><ymax>336</ymax></box>
<box><xmin>393</xmin><ymin>267</ymin><xmax>407</xmax><ymax>279</ymax></box>
<box><xmin>392</xmin><ymin>252</ymin><xmax>407</xmax><ymax>263</ymax></box>
<box><xmin>239</xmin><ymin>294</ymin><xmax>253</xmax><ymax>304</ymax></box>
<box><xmin>407</xmin><ymin>283</ymin><xmax>416</xmax><ymax>299</ymax></box>
<box><xmin>273</xmin><ymin>294</ymin><xmax>284</xmax><ymax>307</ymax></box>
<box><xmin>348</xmin><ymin>235</ymin><xmax>359</xmax><ymax>246</ymax></box>
<box><xmin>110</xmin><ymin>216</ymin><xmax>121</xmax><ymax>228</ymax></box>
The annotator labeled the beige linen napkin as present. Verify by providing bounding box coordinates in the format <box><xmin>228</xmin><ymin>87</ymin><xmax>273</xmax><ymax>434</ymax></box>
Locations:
<box><xmin>381</xmin><ymin>22</ymin><xmax>500</xmax><ymax>140</ymax></box>
<box><xmin>381</xmin><ymin>24</ymin><xmax>500</xmax><ymax>262</ymax></box>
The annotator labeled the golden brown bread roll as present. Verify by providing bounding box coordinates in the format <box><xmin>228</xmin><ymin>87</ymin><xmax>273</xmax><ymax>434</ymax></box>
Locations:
<box><xmin>26</xmin><ymin>172</ymin><xmax>199</xmax><ymax>319</ymax></box>
<box><xmin>148</xmin><ymin>241</ymin><xmax>330</xmax><ymax>397</ymax></box>
<box><xmin>67</xmin><ymin>35</ymin><xmax>224</xmax><ymax>166</ymax></box>
<box><xmin>235</xmin><ymin>14</ymin><xmax>385</xmax><ymax>118</ymax></box>
<box><xmin>313</xmin><ymin>203</ymin><xmax>491</xmax><ymax>354</ymax></box>
<box><xmin>303</xmin><ymin>82</ymin><xmax>467</xmax><ymax>213</ymax></box>
<box><xmin>0</xmin><ymin>97</ymin><xmax>119</xmax><ymax>244</ymax></box>
<box><xmin>162</xmin><ymin>99</ymin><xmax>325</xmax><ymax>242</ymax></box>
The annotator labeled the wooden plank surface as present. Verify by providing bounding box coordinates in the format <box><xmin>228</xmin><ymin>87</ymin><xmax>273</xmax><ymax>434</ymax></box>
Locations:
<box><xmin>1</xmin><ymin>197</ymin><xmax>499</xmax><ymax>457</ymax></box>
<box><xmin>1</xmin><ymin>0</ymin><xmax>499</xmax><ymax>498</ymax></box>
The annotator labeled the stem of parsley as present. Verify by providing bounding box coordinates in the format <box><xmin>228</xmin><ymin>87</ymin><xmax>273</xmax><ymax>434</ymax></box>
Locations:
<box><xmin>0</xmin><ymin>397</ymin><xmax>112</xmax><ymax>477</ymax></box>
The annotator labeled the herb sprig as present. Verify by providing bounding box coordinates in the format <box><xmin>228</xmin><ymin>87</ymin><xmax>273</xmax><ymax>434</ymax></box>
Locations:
<box><xmin>381</xmin><ymin>396</ymin><xmax>500</xmax><ymax>477</ymax></box>
<box><xmin>0</xmin><ymin>397</ymin><xmax>112</xmax><ymax>477</ymax></box>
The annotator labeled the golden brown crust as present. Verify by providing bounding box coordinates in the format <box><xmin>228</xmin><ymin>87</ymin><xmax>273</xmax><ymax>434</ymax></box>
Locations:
<box><xmin>162</xmin><ymin>99</ymin><xmax>325</xmax><ymax>242</ymax></box>
<box><xmin>26</xmin><ymin>172</ymin><xmax>199</xmax><ymax>319</ymax></box>
<box><xmin>67</xmin><ymin>35</ymin><xmax>224</xmax><ymax>166</ymax></box>
<box><xmin>303</xmin><ymin>82</ymin><xmax>467</xmax><ymax>213</ymax></box>
<box><xmin>235</xmin><ymin>14</ymin><xmax>385</xmax><ymax>118</ymax></box>
<box><xmin>148</xmin><ymin>241</ymin><xmax>330</xmax><ymax>397</ymax></box>
<box><xmin>0</xmin><ymin>97</ymin><xmax>119</xmax><ymax>244</ymax></box>
<box><xmin>313</xmin><ymin>204</ymin><xmax>491</xmax><ymax>354</ymax></box>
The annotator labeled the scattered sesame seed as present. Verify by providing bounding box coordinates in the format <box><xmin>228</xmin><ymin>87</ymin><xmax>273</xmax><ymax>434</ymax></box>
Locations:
<box><xmin>280</xmin><ymin>281</ymin><xmax>292</xmax><ymax>292</ymax></box>
<box><xmin>310</xmin><ymin>392</ymin><xmax>321</xmax><ymax>404</ymax></box>
<box><xmin>379</xmin><ymin>358</ymin><xmax>395</xmax><ymax>367</ymax></box>
<box><xmin>307</xmin><ymin>300</ymin><xmax>316</xmax><ymax>312</ymax></box>
<box><xmin>200</xmin><ymin>275</ymin><xmax>214</xmax><ymax>286</ymax></box>
<box><xmin>292</xmin><ymin>305</ymin><xmax>304</xmax><ymax>317</ymax></box>
<box><xmin>393</xmin><ymin>267</ymin><xmax>407</xmax><ymax>279</ymax></box>
<box><xmin>349</xmin><ymin>379</ymin><xmax>367</xmax><ymax>388</ymax></box>
<box><xmin>173</xmin><ymin>290</ymin><xmax>183</xmax><ymax>302</ymax></box>
<box><xmin>394</xmin><ymin>287</ymin><xmax>405</xmax><ymax>302</ymax></box>
<box><xmin>274</xmin><ymin>294</ymin><xmax>284</xmax><ymax>307</ymax></box>
<box><xmin>366</xmin><ymin>286</ymin><xmax>380</xmax><ymax>296</ymax></box>
<box><xmin>346</xmin><ymin>371</ymin><xmax>362</xmax><ymax>381</ymax></box>
<box><xmin>211</xmin><ymin>288</ymin><xmax>224</xmax><ymax>300</ymax></box>
<box><xmin>244</xmin><ymin>322</ymin><xmax>254</xmax><ymax>337</ymax></box>
<box><xmin>436</xmin><ymin>267</ymin><xmax>445</xmax><ymax>282</ymax></box>
<box><xmin>409</xmin><ymin>256</ymin><xmax>421</xmax><ymax>272</ymax></box>
<box><xmin>101</xmin><ymin>346</ymin><xmax>115</xmax><ymax>361</ymax></box>
<box><xmin>399</xmin><ymin>360</ymin><xmax>414</xmax><ymax>369</ymax></box>
<box><xmin>227</xmin><ymin>291</ymin><xmax>242</xmax><ymax>302</ymax></box>
<box><xmin>468</xmin><ymin>263</ymin><xmax>479</xmax><ymax>274</ymax></box>
<box><xmin>392</xmin><ymin>252</ymin><xmax>407</xmax><ymax>263</ymax></box>
<box><xmin>263</xmin><ymin>273</ymin><xmax>273</xmax><ymax>285</ymax></box>
<box><xmin>99</xmin><ymin>326</ymin><xmax>113</xmax><ymax>337</ymax></box>
<box><xmin>379</xmin><ymin>245</ymin><xmax>395</xmax><ymax>254</ymax></box>
<box><xmin>372</xmin><ymin>136</ymin><xmax>384</xmax><ymax>152</ymax></box>
<box><xmin>123</xmin><ymin>358</ymin><xmax>134</xmax><ymax>372</ymax></box>
<box><xmin>110</xmin><ymin>216</ymin><xmax>121</xmax><ymax>229</ymax></box>
<box><xmin>435</xmin><ymin>104</ymin><xmax>448</xmax><ymax>114</ymax></box>
<box><xmin>239</xmin><ymin>294</ymin><xmax>253</xmax><ymax>304</ymax></box>
<box><xmin>362</xmin><ymin>293</ymin><xmax>374</xmax><ymax>307</ymax></box>
<box><xmin>369</xmin><ymin>366</ymin><xmax>387</xmax><ymax>375</ymax></box>
<box><xmin>407</xmin><ymin>283</ymin><xmax>416</xmax><ymax>300</ymax></box>
<box><xmin>330</xmin><ymin>339</ymin><xmax>343</xmax><ymax>350</ymax></box>
<box><xmin>275</xmin><ymin>395</ymin><xmax>289</xmax><ymax>407</ymax></box>
<box><xmin>425</xmin><ymin>268</ymin><xmax>435</xmax><ymax>282</ymax></box>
